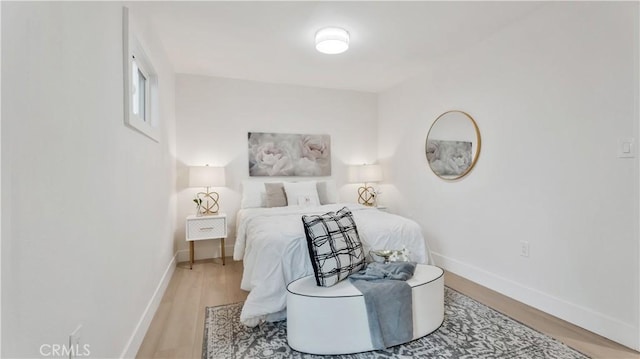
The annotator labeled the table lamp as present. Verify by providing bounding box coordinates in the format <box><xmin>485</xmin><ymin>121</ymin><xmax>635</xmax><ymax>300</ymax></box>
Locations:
<box><xmin>189</xmin><ymin>165</ymin><xmax>225</xmax><ymax>215</ymax></box>
<box><xmin>351</xmin><ymin>164</ymin><xmax>382</xmax><ymax>206</ymax></box>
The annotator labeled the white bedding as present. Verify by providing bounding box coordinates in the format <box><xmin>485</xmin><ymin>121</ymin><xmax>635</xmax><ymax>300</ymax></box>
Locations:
<box><xmin>233</xmin><ymin>203</ymin><xmax>432</xmax><ymax>327</ymax></box>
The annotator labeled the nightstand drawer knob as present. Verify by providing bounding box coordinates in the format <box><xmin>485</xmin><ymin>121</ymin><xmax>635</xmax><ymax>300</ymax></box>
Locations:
<box><xmin>199</xmin><ymin>227</ymin><xmax>214</xmax><ymax>231</ymax></box>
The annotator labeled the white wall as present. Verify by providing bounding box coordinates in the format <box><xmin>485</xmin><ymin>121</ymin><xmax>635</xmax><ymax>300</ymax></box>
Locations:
<box><xmin>175</xmin><ymin>75</ymin><xmax>377</xmax><ymax>261</ymax></box>
<box><xmin>1</xmin><ymin>2</ymin><xmax>176</xmax><ymax>357</ymax></box>
<box><xmin>379</xmin><ymin>2</ymin><xmax>639</xmax><ymax>349</ymax></box>
<box><xmin>0</xmin><ymin>3</ymin><xmax>4</xmax><ymax>354</ymax></box>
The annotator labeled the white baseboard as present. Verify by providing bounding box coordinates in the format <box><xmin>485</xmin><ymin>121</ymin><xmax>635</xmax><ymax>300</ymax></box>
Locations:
<box><xmin>433</xmin><ymin>252</ymin><xmax>640</xmax><ymax>351</ymax></box>
<box><xmin>176</xmin><ymin>249</ymin><xmax>189</xmax><ymax>263</ymax></box>
<box><xmin>119</xmin><ymin>253</ymin><xmax>177</xmax><ymax>358</ymax></box>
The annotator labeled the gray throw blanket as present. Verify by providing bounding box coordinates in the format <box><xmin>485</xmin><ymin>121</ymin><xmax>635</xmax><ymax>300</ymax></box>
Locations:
<box><xmin>349</xmin><ymin>262</ymin><xmax>417</xmax><ymax>350</ymax></box>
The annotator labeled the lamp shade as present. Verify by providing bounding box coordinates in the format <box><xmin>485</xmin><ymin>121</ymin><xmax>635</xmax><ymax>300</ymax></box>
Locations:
<box><xmin>189</xmin><ymin>166</ymin><xmax>225</xmax><ymax>187</ymax></box>
<box><xmin>351</xmin><ymin>164</ymin><xmax>382</xmax><ymax>183</ymax></box>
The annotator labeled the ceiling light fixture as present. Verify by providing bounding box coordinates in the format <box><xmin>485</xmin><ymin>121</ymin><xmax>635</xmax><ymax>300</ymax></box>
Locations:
<box><xmin>315</xmin><ymin>27</ymin><xmax>349</xmax><ymax>54</ymax></box>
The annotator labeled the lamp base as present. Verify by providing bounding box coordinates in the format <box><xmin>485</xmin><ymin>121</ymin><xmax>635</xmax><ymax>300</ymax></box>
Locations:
<box><xmin>196</xmin><ymin>190</ymin><xmax>220</xmax><ymax>216</ymax></box>
<box><xmin>357</xmin><ymin>186</ymin><xmax>376</xmax><ymax>207</ymax></box>
<box><xmin>198</xmin><ymin>210</ymin><xmax>219</xmax><ymax>217</ymax></box>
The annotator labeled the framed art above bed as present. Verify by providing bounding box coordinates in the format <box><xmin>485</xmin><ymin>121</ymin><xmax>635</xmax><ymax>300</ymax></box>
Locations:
<box><xmin>248</xmin><ymin>132</ymin><xmax>331</xmax><ymax>177</ymax></box>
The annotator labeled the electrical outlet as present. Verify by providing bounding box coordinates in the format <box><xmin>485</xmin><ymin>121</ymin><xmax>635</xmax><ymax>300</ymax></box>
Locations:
<box><xmin>520</xmin><ymin>241</ymin><xmax>530</xmax><ymax>258</ymax></box>
<box><xmin>69</xmin><ymin>324</ymin><xmax>82</xmax><ymax>359</ymax></box>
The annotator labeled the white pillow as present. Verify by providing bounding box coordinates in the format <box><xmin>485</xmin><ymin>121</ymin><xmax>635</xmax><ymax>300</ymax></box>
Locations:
<box><xmin>284</xmin><ymin>181</ymin><xmax>320</xmax><ymax>206</ymax></box>
<box><xmin>241</xmin><ymin>181</ymin><xmax>267</xmax><ymax>208</ymax></box>
<box><xmin>317</xmin><ymin>180</ymin><xmax>338</xmax><ymax>204</ymax></box>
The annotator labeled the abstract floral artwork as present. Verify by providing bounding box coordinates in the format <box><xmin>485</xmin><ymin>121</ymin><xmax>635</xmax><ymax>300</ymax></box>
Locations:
<box><xmin>425</xmin><ymin>140</ymin><xmax>472</xmax><ymax>176</ymax></box>
<box><xmin>248</xmin><ymin>132</ymin><xmax>331</xmax><ymax>177</ymax></box>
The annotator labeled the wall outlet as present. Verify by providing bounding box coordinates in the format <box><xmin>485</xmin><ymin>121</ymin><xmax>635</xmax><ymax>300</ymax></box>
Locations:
<box><xmin>520</xmin><ymin>241</ymin><xmax>530</xmax><ymax>258</ymax></box>
<box><xmin>69</xmin><ymin>324</ymin><xmax>82</xmax><ymax>359</ymax></box>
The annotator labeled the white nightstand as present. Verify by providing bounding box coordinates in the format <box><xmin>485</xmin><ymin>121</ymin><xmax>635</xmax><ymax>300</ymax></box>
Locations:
<box><xmin>186</xmin><ymin>213</ymin><xmax>227</xmax><ymax>269</ymax></box>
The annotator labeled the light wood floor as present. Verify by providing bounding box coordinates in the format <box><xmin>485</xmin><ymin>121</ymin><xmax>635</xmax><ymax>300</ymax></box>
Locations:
<box><xmin>445</xmin><ymin>272</ymin><xmax>639</xmax><ymax>359</ymax></box>
<box><xmin>137</xmin><ymin>259</ymin><xmax>639</xmax><ymax>359</ymax></box>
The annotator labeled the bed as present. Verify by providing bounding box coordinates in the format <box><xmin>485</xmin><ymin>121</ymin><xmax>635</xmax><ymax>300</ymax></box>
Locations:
<box><xmin>233</xmin><ymin>202</ymin><xmax>432</xmax><ymax>327</ymax></box>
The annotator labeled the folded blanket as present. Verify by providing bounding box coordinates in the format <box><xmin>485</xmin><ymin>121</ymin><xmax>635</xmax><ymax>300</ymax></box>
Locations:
<box><xmin>349</xmin><ymin>261</ymin><xmax>416</xmax><ymax>281</ymax></box>
<box><xmin>350</xmin><ymin>262</ymin><xmax>417</xmax><ymax>349</ymax></box>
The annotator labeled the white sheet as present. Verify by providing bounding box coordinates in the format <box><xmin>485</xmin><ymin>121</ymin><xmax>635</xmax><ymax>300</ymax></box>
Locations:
<box><xmin>233</xmin><ymin>203</ymin><xmax>432</xmax><ymax>327</ymax></box>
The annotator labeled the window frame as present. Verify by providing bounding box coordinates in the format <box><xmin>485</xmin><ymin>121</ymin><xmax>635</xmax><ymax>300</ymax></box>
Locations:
<box><xmin>123</xmin><ymin>7</ymin><xmax>159</xmax><ymax>142</ymax></box>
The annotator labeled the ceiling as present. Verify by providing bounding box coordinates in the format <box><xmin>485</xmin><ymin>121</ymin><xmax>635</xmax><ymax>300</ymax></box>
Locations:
<box><xmin>135</xmin><ymin>1</ymin><xmax>544</xmax><ymax>93</ymax></box>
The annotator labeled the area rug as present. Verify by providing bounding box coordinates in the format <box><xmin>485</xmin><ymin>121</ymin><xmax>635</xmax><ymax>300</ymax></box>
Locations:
<box><xmin>202</xmin><ymin>288</ymin><xmax>588</xmax><ymax>358</ymax></box>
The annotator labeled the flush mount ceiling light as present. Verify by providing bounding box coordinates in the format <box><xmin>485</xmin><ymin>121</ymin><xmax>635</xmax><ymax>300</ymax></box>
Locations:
<box><xmin>315</xmin><ymin>27</ymin><xmax>349</xmax><ymax>54</ymax></box>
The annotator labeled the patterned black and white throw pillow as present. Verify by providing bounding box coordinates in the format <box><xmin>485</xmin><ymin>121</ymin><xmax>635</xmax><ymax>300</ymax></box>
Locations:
<box><xmin>302</xmin><ymin>207</ymin><xmax>365</xmax><ymax>287</ymax></box>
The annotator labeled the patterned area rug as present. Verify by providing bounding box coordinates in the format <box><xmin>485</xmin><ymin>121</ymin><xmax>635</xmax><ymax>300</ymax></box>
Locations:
<box><xmin>203</xmin><ymin>288</ymin><xmax>588</xmax><ymax>359</ymax></box>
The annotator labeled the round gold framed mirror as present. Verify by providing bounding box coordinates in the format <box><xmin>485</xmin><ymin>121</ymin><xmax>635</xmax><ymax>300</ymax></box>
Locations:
<box><xmin>425</xmin><ymin>110</ymin><xmax>481</xmax><ymax>180</ymax></box>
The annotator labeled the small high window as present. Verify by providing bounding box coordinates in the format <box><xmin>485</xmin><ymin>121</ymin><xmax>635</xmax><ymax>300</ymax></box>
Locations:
<box><xmin>132</xmin><ymin>59</ymin><xmax>148</xmax><ymax>121</ymax></box>
<box><xmin>123</xmin><ymin>7</ymin><xmax>158</xmax><ymax>141</ymax></box>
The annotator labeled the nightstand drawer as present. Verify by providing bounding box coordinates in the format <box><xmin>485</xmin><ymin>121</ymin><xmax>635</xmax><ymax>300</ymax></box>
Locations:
<box><xmin>187</xmin><ymin>216</ymin><xmax>226</xmax><ymax>240</ymax></box>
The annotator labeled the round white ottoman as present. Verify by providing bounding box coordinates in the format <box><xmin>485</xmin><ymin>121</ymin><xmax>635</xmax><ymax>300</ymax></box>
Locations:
<box><xmin>286</xmin><ymin>264</ymin><xmax>444</xmax><ymax>355</ymax></box>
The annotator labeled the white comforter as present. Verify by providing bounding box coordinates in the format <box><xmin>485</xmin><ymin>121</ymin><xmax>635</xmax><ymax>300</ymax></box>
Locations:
<box><xmin>233</xmin><ymin>203</ymin><xmax>432</xmax><ymax>327</ymax></box>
